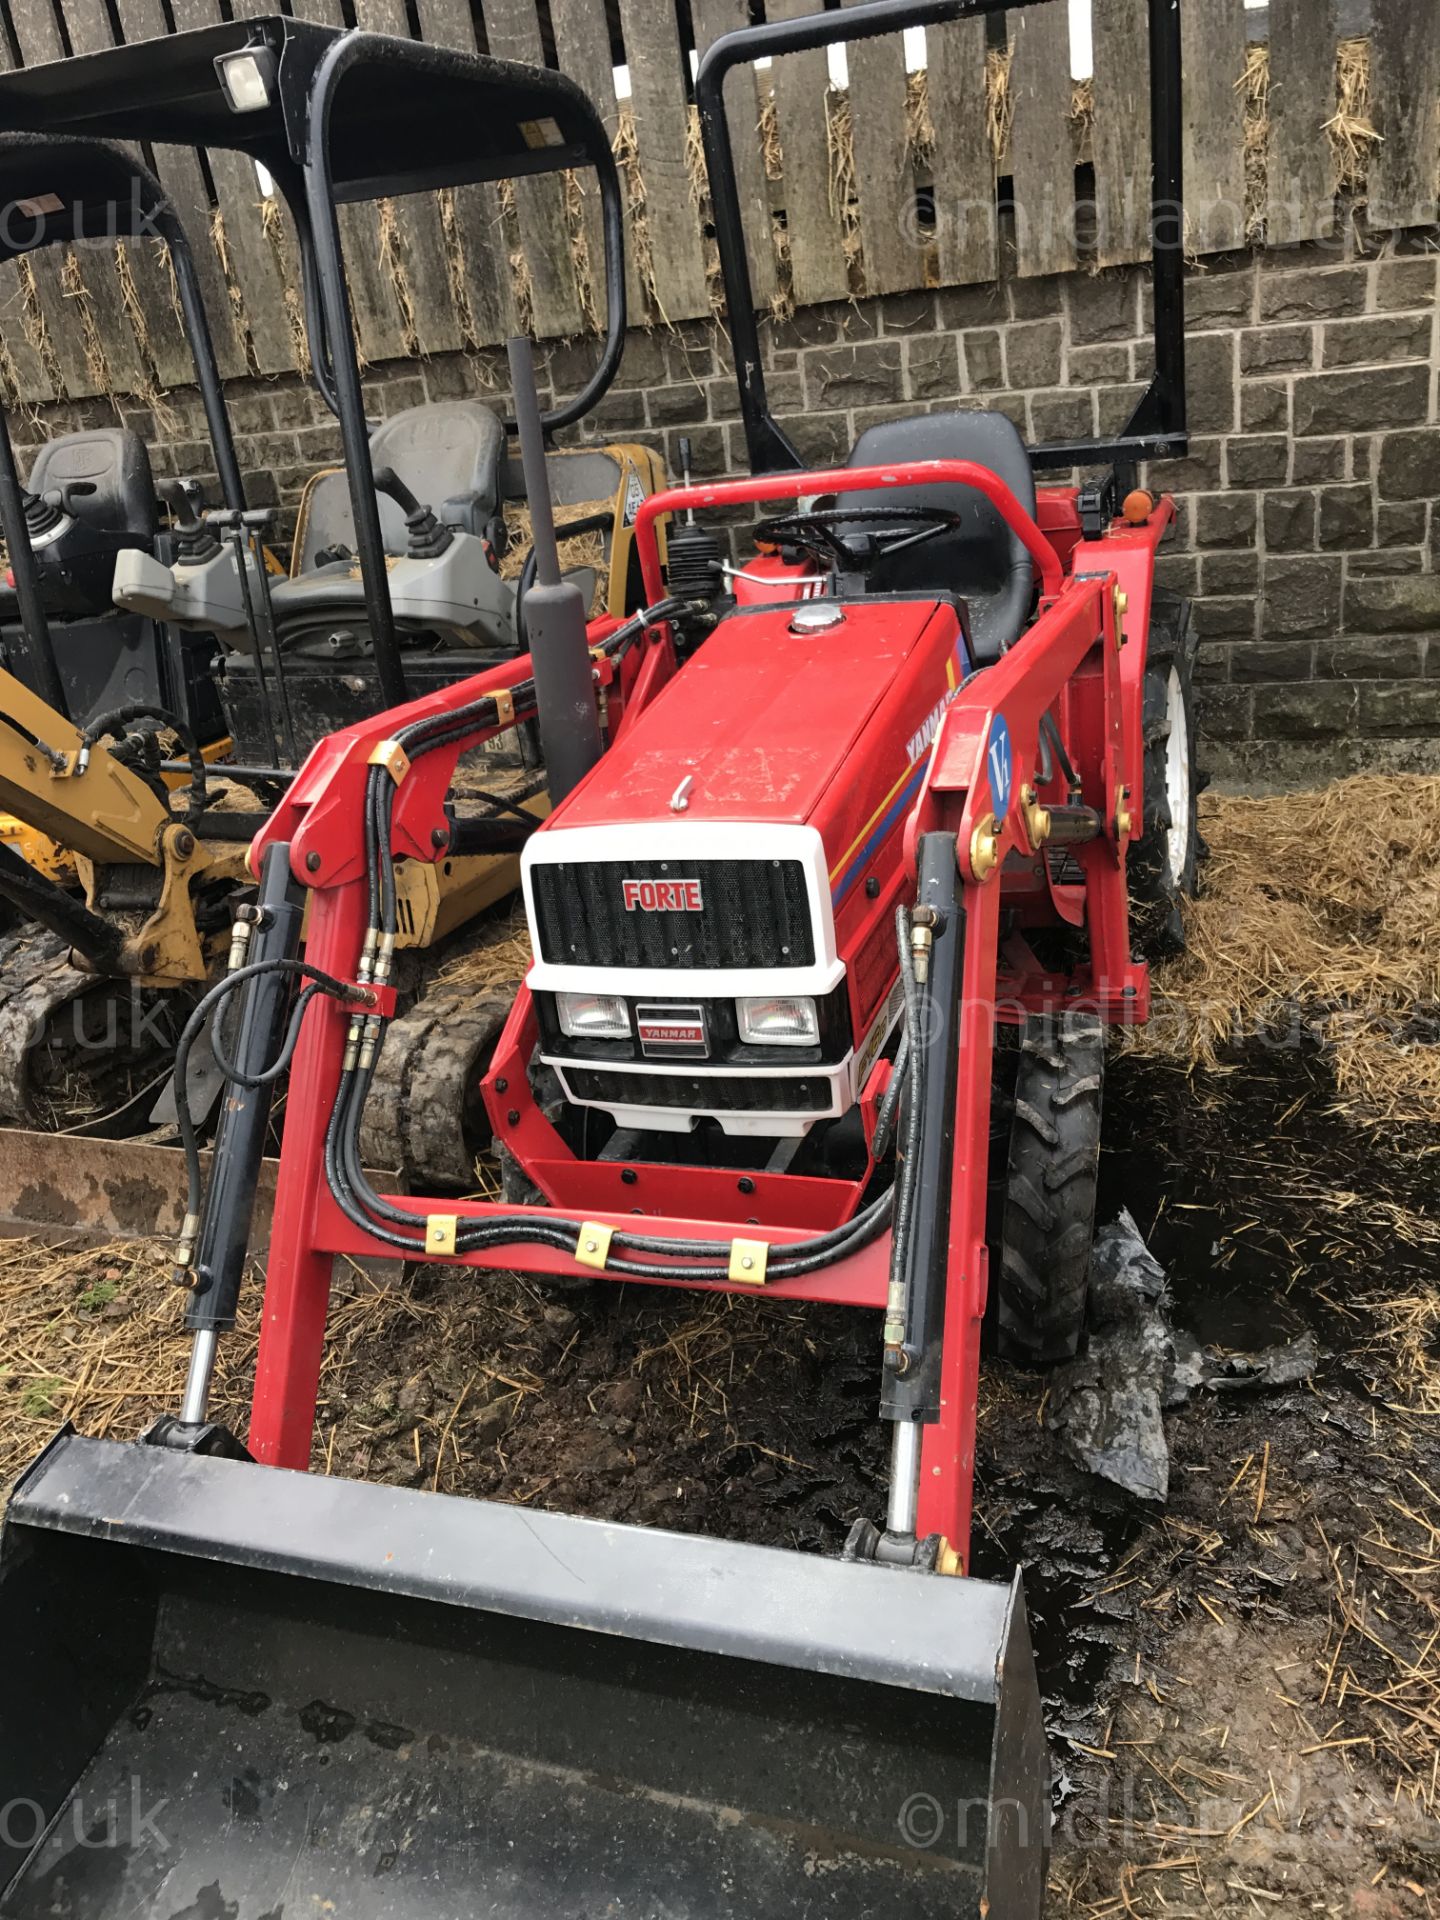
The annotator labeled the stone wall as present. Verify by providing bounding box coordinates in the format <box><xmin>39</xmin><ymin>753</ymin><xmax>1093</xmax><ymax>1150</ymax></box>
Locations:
<box><xmin>19</xmin><ymin>221</ymin><xmax>1438</xmax><ymax>783</ymax></box>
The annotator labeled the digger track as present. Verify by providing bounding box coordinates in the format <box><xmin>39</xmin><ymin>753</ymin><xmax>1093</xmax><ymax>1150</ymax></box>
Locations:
<box><xmin>359</xmin><ymin>982</ymin><xmax>519</xmax><ymax>1192</ymax></box>
<box><xmin>0</xmin><ymin>924</ymin><xmax>192</xmax><ymax>1132</ymax></box>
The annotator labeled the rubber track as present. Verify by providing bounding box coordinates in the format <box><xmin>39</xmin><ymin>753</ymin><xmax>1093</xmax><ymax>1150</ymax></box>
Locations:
<box><xmin>0</xmin><ymin>926</ymin><xmax>91</xmax><ymax>1125</ymax></box>
<box><xmin>996</xmin><ymin>1013</ymin><xmax>1104</xmax><ymax>1365</ymax></box>
<box><xmin>360</xmin><ymin>984</ymin><xmax>517</xmax><ymax>1191</ymax></box>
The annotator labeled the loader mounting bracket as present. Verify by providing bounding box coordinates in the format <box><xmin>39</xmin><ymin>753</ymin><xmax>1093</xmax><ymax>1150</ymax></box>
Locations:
<box><xmin>1077</xmin><ymin>470</ymin><xmax>1123</xmax><ymax>540</ymax></box>
<box><xmin>843</xmin><ymin>1517</ymin><xmax>944</xmax><ymax>1571</ymax></box>
<box><xmin>141</xmin><ymin>1414</ymin><xmax>254</xmax><ymax>1461</ymax></box>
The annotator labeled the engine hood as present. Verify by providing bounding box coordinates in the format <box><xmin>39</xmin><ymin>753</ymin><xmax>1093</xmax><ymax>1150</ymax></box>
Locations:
<box><xmin>549</xmin><ymin>597</ymin><xmax>962</xmax><ymax>830</ymax></box>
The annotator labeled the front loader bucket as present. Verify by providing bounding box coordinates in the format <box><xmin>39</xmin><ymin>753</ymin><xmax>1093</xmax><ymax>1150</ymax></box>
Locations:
<box><xmin>0</xmin><ymin>1434</ymin><xmax>1048</xmax><ymax>1918</ymax></box>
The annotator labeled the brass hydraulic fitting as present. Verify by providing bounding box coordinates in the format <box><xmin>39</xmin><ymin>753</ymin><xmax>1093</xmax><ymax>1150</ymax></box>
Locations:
<box><xmin>969</xmin><ymin>813</ymin><xmax>1001</xmax><ymax>881</ymax></box>
<box><xmin>356</xmin><ymin>925</ymin><xmax>380</xmax><ymax>986</ymax></box>
<box><xmin>171</xmin><ymin>1209</ymin><xmax>201</xmax><ymax>1290</ymax></box>
<box><xmin>226</xmin><ymin>918</ymin><xmax>253</xmax><ymax>974</ymax></box>
<box><xmin>883</xmin><ymin>1276</ymin><xmax>909</xmax><ymax>1370</ymax></box>
<box><xmin>1020</xmin><ymin>783</ymin><xmax>1051</xmax><ymax>850</ymax></box>
<box><xmin>910</xmin><ymin>920</ymin><xmax>933</xmax><ymax>985</ymax></box>
<box><xmin>358</xmin><ymin>1015</ymin><xmax>383</xmax><ymax>1073</ymax></box>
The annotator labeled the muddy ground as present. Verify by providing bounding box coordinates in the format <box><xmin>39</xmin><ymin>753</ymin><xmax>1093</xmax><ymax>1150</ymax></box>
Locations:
<box><xmin>2</xmin><ymin>1052</ymin><xmax>1437</xmax><ymax>1913</ymax></box>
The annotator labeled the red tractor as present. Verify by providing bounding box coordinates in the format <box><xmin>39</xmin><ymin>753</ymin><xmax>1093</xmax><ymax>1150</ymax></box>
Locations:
<box><xmin>0</xmin><ymin>2</ymin><xmax>1196</xmax><ymax>1915</ymax></box>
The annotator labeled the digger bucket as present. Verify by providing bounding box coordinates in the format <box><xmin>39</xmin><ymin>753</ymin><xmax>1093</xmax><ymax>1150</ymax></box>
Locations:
<box><xmin>0</xmin><ymin>1433</ymin><xmax>1048</xmax><ymax>1917</ymax></box>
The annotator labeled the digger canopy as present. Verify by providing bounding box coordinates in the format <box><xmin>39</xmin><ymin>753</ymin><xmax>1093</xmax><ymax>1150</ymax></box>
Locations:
<box><xmin>0</xmin><ymin>15</ymin><xmax>627</xmax><ymax>709</ymax></box>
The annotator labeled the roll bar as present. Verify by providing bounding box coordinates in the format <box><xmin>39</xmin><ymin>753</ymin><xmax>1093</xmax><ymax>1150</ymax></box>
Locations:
<box><xmin>632</xmin><ymin>460</ymin><xmax>1063</xmax><ymax>605</ymax></box>
<box><xmin>696</xmin><ymin>0</ymin><xmax>1188</xmax><ymax>479</ymax></box>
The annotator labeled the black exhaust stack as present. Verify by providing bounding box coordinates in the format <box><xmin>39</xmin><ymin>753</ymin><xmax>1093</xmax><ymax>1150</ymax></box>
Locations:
<box><xmin>506</xmin><ymin>336</ymin><xmax>602</xmax><ymax>805</ymax></box>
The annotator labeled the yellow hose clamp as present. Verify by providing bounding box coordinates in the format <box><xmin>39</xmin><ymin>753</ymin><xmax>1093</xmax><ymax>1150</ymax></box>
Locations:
<box><xmin>426</xmin><ymin>1214</ymin><xmax>459</xmax><ymax>1256</ymax></box>
<box><xmin>575</xmin><ymin>1222</ymin><xmax>613</xmax><ymax>1270</ymax></box>
<box><xmin>368</xmin><ymin>738</ymin><xmax>411</xmax><ymax>784</ymax></box>
<box><xmin>729</xmin><ymin>1238</ymin><xmax>769</xmax><ymax>1285</ymax></box>
<box><xmin>492</xmin><ymin>687</ymin><xmax>516</xmax><ymax>728</ymax></box>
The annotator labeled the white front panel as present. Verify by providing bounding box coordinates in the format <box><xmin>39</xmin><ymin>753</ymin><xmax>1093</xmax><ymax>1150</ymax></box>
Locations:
<box><xmin>522</xmin><ymin>820</ymin><xmax>841</xmax><ymax>999</ymax></box>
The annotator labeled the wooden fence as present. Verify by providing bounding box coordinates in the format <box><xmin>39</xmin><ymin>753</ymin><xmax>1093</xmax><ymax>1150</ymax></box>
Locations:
<box><xmin>0</xmin><ymin>0</ymin><xmax>1436</xmax><ymax>405</ymax></box>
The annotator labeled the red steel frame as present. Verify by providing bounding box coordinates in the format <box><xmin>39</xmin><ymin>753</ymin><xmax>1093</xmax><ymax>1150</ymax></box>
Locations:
<box><xmin>245</xmin><ymin>460</ymin><xmax>1171</xmax><ymax>1569</ymax></box>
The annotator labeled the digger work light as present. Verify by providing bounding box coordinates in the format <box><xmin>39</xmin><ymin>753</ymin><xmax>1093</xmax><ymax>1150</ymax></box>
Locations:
<box><xmin>215</xmin><ymin>47</ymin><xmax>277</xmax><ymax>113</ymax></box>
<box><xmin>737</xmin><ymin>995</ymin><xmax>818</xmax><ymax>1046</ymax></box>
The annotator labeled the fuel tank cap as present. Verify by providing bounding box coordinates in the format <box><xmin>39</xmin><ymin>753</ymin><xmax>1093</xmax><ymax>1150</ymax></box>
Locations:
<box><xmin>789</xmin><ymin>602</ymin><xmax>844</xmax><ymax>634</ymax></box>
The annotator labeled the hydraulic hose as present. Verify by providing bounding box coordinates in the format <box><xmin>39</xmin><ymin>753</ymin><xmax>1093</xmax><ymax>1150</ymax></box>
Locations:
<box><xmin>888</xmin><ymin>906</ymin><xmax>926</xmax><ymax>1303</ymax></box>
<box><xmin>172</xmin><ymin>956</ymin><xmax>357</xmax><ymax>1265</ymax></box>
<box><xmin>186</xmin><ymin>591</ymin><xmax>905</xmax><ymax>1286</ymax></box>
<box><xmin>77</xmin><ymin>702</ymin><xmax>208</xmax><ymax>828</ymax></box>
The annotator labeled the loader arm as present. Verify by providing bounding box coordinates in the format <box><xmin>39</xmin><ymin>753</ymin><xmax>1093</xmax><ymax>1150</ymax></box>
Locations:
<box><xmin>242</xmin><ymin>458</ymin><xmax>1143</xmax><ymax>1566</ymax></box>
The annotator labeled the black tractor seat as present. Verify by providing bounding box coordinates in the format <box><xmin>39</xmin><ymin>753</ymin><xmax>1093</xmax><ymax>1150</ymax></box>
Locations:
<box><xmin>28</xmin><ymin>426</ymin><xmax>158</xmax><ymax>543</ymax></box>
<box><xmin>0</xmin><ymin>427</ymin><xmax>157</xmax><ymax>626</ymax></box>
<box><xmin>836</xmin><ymin>411</ymin><xmax>1038</xmax><ymax>663</ymax></box>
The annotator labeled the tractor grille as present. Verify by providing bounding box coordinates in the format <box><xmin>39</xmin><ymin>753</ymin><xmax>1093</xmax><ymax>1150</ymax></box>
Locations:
<box><xmin>530</xmin><ymin>858</ymin><xmax>815</xmax><ymax>970</ymax></box>
<box><xmin>563</xmin><ymin>1067</ymin><xmax>834</xmax><ymax>1112</ymax></box>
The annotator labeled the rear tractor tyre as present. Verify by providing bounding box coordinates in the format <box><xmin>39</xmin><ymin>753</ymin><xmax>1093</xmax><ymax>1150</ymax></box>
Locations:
<box><xmin>1128</xmin><ymin>589</ymin><xmax>1200</xmax><ymax>956</ymax></box>
<box><xmin>995</xmin><ymin>1013</ymin><xmax>1104</xmax><ymax>1366</ymax></box>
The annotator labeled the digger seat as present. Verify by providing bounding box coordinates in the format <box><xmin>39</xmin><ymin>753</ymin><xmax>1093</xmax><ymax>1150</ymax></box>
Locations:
<box><xmin>839</xmin><ymin>411</ymin><xmax>1037</xmax><ymax>662</ymax></box>
<box><xmin>28</xmin><ymin>428</ymin><xmax>157</xmax><ymax>542</ymax></box>
<box><xmin>291</xmin><ymin>400</ymin><xmax>505</xmax><ymax>574</ymax></box>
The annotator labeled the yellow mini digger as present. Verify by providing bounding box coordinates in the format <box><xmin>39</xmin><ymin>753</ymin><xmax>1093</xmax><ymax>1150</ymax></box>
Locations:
<box><xmin>0</xmin><ymin>135</ymin><xmax>261</xmax><ymax>1150</ymax></box>
<box><xmin>0</xmin><ymin>126</ymin><xmax>663</xmax><ymax>1197</ymax></box>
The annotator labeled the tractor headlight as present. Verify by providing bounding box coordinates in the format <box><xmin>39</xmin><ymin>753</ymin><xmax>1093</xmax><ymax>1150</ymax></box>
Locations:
<box><xmin>557</xmin><ymin>991</ymin><xmax>630</xmax><ymax>1041</ymax></box>
<box><xmin>737</xmin><ymin>994</ymin><xmax>818</xmax><ymax>1046</ymax></box>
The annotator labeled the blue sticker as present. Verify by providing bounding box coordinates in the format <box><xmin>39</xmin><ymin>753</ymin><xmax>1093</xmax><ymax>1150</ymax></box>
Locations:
<box><xmin>986</xmin><ymin>713</ymin><xmax>1013</xmax><ymax>816</ymax></box>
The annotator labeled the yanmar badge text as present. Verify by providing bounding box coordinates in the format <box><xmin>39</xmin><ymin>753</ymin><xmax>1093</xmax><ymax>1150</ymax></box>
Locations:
<box><xmin>621</xmin><ymin>878</ymin><xmax>704</xmax><ymax>912</ymax></box>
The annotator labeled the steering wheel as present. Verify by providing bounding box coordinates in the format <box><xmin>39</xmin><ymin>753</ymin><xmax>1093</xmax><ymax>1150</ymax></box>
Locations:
<box><xmin>754</xmin><ymin>503</ymin><xmax>965</xmax><ymax>571</ymax></box>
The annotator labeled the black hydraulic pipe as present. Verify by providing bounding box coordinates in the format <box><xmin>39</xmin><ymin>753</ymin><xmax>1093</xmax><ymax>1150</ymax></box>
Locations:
<box><xmin>881</xmin><ymin>832</ymin><xmax>963</xmax><ymax>1426</ymax></box>
<box><xmin>446</xmin><ymin>813</ymin><xmax>537</xmax><ymax>856</ymax></box>
<box><xmin>0</xmin><ymin>840</ymin><xmax>127</xmax><ymax>973</ymax></box>
<box><xmin>184</xmin><ymin>844</ymin><xmax>305</xmax><ymax>1335</ymax></box>
<box><xmin>0</xmin><ymin>410</ymin><xmax>66</xmax><ymax>716</ymax></box>
<box><xmin>506</xmin><ymin>336</ymin><xmax>602</xmax><ymax>805</ymax></box>
<box><xmin>227</xmin><ymin>518</ymin><xmax>299</xmax><ymax>767</ymax></box>
<box><xmin>162</xmin><ymin>761</ymin><xmax>293</xmax><ymax>788</ymax></box>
